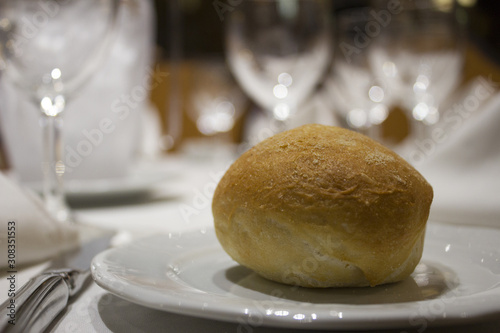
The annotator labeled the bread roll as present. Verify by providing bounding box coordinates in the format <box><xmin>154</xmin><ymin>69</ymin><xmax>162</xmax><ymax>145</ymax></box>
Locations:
<box><xmin>212</xmin><ymin>124</ymin><xmax>433</xmax><ymax>287</ymax></box>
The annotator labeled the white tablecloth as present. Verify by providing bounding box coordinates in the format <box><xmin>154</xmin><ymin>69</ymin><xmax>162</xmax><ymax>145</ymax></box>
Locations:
<box><xmin>1</xmin><ymin>154</ymin><xmax>499</xmax><ymax>333</ymax></box>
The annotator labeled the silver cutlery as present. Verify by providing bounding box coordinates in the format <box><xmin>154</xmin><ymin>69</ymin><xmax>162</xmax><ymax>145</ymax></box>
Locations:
<box><xmin>0</xmin><ymin>228</ymin><xmax>113</xmax><ymax>332</ymax></box>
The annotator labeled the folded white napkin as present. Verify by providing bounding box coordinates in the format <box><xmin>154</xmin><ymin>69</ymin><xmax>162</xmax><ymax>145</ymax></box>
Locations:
<box><xmin>412</xmin><ymin>78</ymin><xmax>500</xmax><ymax>227</ymax></box>
<box><xmin>0</xmin><ymin>172</ymin><xmax>79</xmax><ymax>268</ymax></box>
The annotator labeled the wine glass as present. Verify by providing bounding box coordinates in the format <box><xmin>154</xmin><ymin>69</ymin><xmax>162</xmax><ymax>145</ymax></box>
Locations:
<box><xmin>371</xmin><ymin>0</ymin><xmax>464</xmax><ymax>145</ymax></box>
<box><xmin>185</xmin><ymin>60</ymin><xmax>248</xmax><ymax>158</ymax></box>
<box><xmin>225</xmin><ymin>0</ymin><xmax>331</xmax><ymax>132</ymax></box>
<box><xmin>0</xmin><ymin>0</ymin><xmax>119</xmax><ymax>221</ymax></box>
<box><xmin>325</xmin><ymin>1</ymin><xmax>463</xmax><ymax>151</ymax></box>
<box><xmin>324</xmin><ymin>6</ymin><xmax>396</xmax><ymax>142</ymax></box>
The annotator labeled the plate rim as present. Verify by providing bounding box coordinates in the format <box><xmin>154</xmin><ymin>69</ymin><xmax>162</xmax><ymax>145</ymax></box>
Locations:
<box><xmin>24</xmin><ymin>165</ymin><xmax>177</xmax><ymax>199</ymax></box>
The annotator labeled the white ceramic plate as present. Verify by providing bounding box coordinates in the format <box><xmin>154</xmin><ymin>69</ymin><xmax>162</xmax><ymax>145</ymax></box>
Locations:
<box><xmin>91</xmin><ymin>223</ymin><xmax>500</xmax><ymax>330</ymax></box>
<box><xmin>25</xmin><ymin>166</ymin><xmax>175</xmax><ymax>201</ymax></box>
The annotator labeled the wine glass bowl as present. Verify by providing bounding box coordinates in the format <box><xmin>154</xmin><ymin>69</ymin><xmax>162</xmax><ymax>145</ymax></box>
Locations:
<box><xmin>186</xmin><ymin>60</ymin><xmax>247</xmax><ymax>138</ymax></box>
<box><xmin>225</xmin><ymin>0</ymin><xmax>331</xmax><ymax>129</ymax></box>
<box><xmin>0</xmin><ymin>0</ymin><xmax>119</xmax><ymax>221</ymax></box>
<box><xmin>1</xmin><ymin>0</ymin><xmax>118</xmax><ymax>106</ymax></box>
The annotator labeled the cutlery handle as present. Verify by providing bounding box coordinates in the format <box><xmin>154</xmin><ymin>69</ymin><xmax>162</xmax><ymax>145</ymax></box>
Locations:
<box><xmin>0</xmin><ymin>271</ymin><xmax>74</xmax><ymax>333</ymax></box>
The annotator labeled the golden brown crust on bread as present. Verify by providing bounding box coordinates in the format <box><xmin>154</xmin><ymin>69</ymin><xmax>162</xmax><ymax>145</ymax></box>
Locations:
<box><xmin>212</xmin><ymin>124</ymin><xmax>433</xmax><ymax>287</ymax></box>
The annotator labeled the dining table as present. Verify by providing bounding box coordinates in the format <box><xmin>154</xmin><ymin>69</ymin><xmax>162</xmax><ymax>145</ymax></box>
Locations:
<box><xmin>1</xmin><ymin>13</ymin><xmax>500</xmax><ymax>329</ymax></box>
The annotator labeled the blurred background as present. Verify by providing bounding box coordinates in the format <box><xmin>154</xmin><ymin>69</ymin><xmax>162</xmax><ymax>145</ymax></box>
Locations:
<box><xmin>1</xmin><ymin>0</ymin><xmax>499</xmax><ymax>172</ymax></box>
<box><xmin>150</xmin><ymin>0</ymin><xmax>500</xmax><ymax>152</ymax></box>
<box><xmin>0</xmin><ymin>1</ymin><xmax>499</xmax><ymax>328</ymax></box>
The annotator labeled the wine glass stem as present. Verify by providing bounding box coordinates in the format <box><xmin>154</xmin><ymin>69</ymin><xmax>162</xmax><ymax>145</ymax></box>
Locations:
<box><xmin>41</xmin><ymin>113</ymin><xmax>69</xmax><ymax>222</ymax></box>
